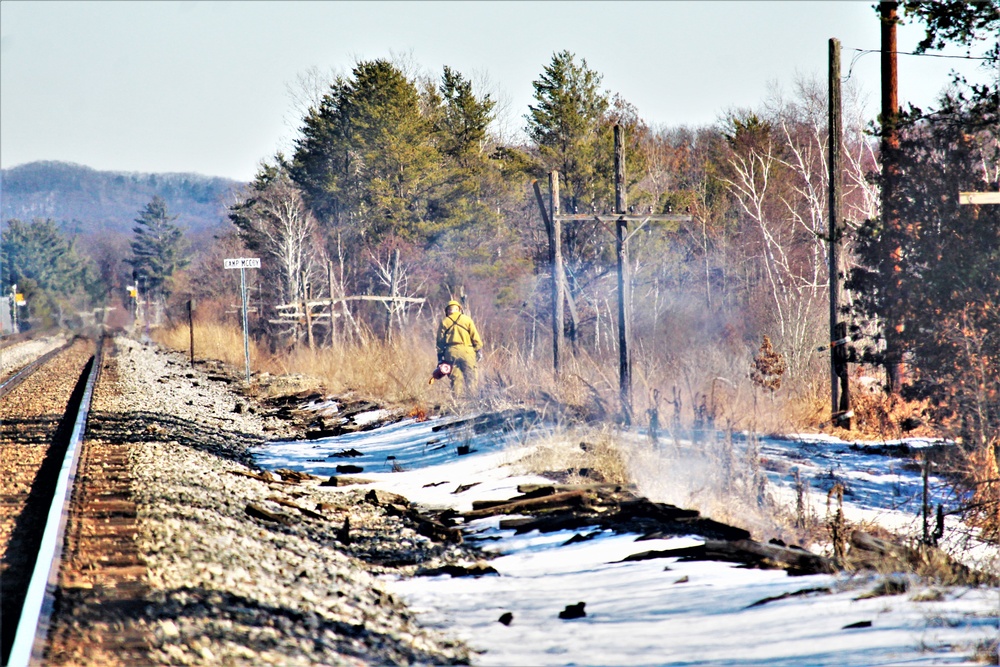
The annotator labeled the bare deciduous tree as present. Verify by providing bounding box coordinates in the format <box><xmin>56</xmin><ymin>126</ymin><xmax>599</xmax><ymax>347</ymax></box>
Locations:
<box><xmin>230</xmin><ymin>161</ymin><xmax>323</xmax><ymax>310</ymax></box>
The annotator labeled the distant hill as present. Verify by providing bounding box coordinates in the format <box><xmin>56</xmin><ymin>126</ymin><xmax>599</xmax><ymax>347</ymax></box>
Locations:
<box><xmin>0</xmin><ymin>161</ymin><xmax>245</xmax><ymax>237</ymax></box>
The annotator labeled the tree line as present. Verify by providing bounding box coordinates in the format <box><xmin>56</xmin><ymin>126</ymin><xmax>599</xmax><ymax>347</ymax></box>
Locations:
<box><xmin>2</xmin><ymin>2</ymin><xmax>997</xmax><ymax>460</ymax></box>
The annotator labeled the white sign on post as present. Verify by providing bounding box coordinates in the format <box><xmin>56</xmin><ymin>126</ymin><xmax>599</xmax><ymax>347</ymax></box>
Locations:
<box><xmin>224</xmin><ymin>258</ymin><xmax>260</xmax><ymax>383</ymax></box>
<box><xmin>224</xmin><ymin>258</ymin><xmax>261</xmax><ymax>269</ymax></box>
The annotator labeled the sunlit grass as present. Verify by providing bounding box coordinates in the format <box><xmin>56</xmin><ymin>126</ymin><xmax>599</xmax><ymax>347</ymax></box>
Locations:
<box><xmin>154</xmin><ymin>319</ymin><xmax>263</xmax><ymax>369</ymax></box>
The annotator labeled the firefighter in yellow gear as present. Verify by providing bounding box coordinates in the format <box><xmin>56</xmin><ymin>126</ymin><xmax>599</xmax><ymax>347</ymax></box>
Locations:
<box><xmin>436</xmin><ymin>300</ymin><xmax>483</xmax><ymax>396</ymax></box>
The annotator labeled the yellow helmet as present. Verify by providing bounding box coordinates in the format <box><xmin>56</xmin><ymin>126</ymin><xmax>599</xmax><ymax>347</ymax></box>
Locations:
<box><xmin>446</xmin><ymin>300</ymin><xmax>462</xmax><ymax>312</ymax></box>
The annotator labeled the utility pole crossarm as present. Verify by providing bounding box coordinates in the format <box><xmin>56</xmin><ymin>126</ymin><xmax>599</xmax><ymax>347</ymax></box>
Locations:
<box><xmin>959</xmin><ymin>192</ymin><xmax>1000</xmax><ymax>205</ymax></box>
<box><xmin>552</xmin><ymin>213</ymin><xmax>694</xmax><ymax>223</ymax></box>
<box><xmin>556</xmin><ymin>213</ymin><xmax>694</xmax><ymax>240</ymax></box>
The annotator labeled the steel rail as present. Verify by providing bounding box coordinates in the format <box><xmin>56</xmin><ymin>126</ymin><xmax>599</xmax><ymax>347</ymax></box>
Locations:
<box><xmin>0</xmin><ymin>328</ymin><xmax>62</xmax><ymax>352</ymax></box>
<box><xmin>0</xmin><ymin>339</ymin><xmax>75</xmax><ymax>399</ymax></box>
<box><xmin>0</xmin><ymin>332</ymin><xmax>32</xmax><ymax>351</ymax></box>
<box><xmin>7</xmin><ymin>337</ymin><xmax>105</xmax><ymax>667</ymax></box>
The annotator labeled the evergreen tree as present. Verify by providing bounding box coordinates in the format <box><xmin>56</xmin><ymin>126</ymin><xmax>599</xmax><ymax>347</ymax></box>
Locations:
<box><xmin>436</xmin><ymin>66</ymin><xmax>496</xmax><ymax>169</ymax></box>
<box><xmin>128</xmin><ymin>196</ymin><xmax>189</xmax><ymax>299</ymax></box>
<box><xmin>849</xmin><ymin>87</ymin><xmax>999</xmax><ymax>445</ymax></box>
<box><xmin>427</xmin><ymin>67</ymin><xmax>503</xmax><ymax>241</ymax></box>
<box><xmin>1</xmin><ymin>218</ymin><xmax>100</xmax><ymax>327</ymax></box>
<box><xmin>526</xmin><ymin>50</ymin><xmax>610</xmax><ymax>212</ymax></box>
<box><xmin>849</xmin><ymin>0</ymin><xmax>999</xmax><ymax>447</ymax></box>
<box><xmin>901</xmin><ymin>0</ymin><xmax>999</xmax><ymax>58</ymax></box>
<box><xmin>291</xmin><ymin>59</ymin><xmax>443</xmax><ymax>243</ymax></box>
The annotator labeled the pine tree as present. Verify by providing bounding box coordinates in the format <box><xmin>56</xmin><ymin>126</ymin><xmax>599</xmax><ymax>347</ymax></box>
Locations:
<box><xmin>526</xmin><ymin>50</ymin><xmax>610</xmax><ymax>211</ymax></box>
<box><xmin>1</xmin><ymin>218</ymin><xmax>100</xmax><ymax>327</ymax></box>
<box><xmin>291</xmin><ymin>59</ymin><xmax>443</xmax><ymax>243</ymax></box>
<box><xmin>849</xmin><ymin>2</ymin><xmax>999</xmax><ymax>450</ymax></box>
<box><xmin>436</xmin><ymin>66</ymin><xmax>495</xmax><ymax>169</ymax></box>
<box><xmin>128</xmin><ymin>196</ymin><xmax>189</xmax><ymax>299</ymax></box>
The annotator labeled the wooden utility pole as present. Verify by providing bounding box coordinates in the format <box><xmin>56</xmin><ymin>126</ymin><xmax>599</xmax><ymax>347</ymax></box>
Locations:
<box><xmin>614</xmin><ymin>125</ymin><xmax>633</xmax><ymax>426</ymax></box>
<box><xmin>327</xmin><ymin>260</ymin><xmax>337</xmax><ymax>346</ymax></box>
<box><xmin>386</xmin><ymin>248</ymin><xmax>400</xmax><ymax>341</ymax></box>
<box><xmin>828</xmin><ymin>38</ymin><xmax>850</xmax><ymax>428</ymax></box>
<box><xmin>550</xmin><ymin>171</ymin><xmax>564</xmax><ymax>376</ymax></box>
<box><xmin>188</xmin><ymin>299</ymin><xmax>195</xmax><ymax>367</ymax></box>
<box><xmin>881</xmin><ymin>0</ymin><xmax>904</xmax><ymax>392</ymax></box>
<box><xmin>531</xmin><ymin>134</ymin><xmax>692</xmax><ymax>420</ymax></box>
<box><xmin>304</xmin><ymin>281</ymin><xmax>315</xmax><ymax>350</ymax></box>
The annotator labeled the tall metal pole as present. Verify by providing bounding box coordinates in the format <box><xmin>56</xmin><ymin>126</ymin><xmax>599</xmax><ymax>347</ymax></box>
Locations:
<box><xmin>828</xmin><ymin>38</ymin><xmax>844</xmax><ymax>423</ymax></box>
<box><xmin>550</xmin><ymin>171</ymin><xmax>564</xmax><ymax>376</ymax></box>
<box><xmin>240</xmin><ymin>266</ymin><xmax>251</xmax><ymax>384</ymax></box>
<box><xmin>614</xmin><ymin>125</ymin><xmax>632</xmax><ymax>426</ymax></box>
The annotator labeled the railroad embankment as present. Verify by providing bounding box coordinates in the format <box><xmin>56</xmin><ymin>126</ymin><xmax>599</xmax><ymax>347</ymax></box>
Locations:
<box><xmin>43</xmin><ymin>335</ymin><xmax>473</xmax><ymax>666</ymax></box>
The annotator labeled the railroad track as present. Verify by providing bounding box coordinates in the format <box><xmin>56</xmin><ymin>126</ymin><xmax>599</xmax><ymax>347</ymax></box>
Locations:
<box><xmin>0</xmin><ymin>331</ymin><xmax>32</xmax><ymax>351</ymax></box>
<box><xmin>0</xmin><ymin>340</ymin><xmax>75</xmax><ymax>399</ymax></box>
<box><xmin>0</xmin><ymin>335</ymin><xmax>140</xmax><ymax>666</ymax></box>
<box><xmin>0</xmin><ymin>333</ymin><xmax>72</xmax><ymax>388</ymax></box>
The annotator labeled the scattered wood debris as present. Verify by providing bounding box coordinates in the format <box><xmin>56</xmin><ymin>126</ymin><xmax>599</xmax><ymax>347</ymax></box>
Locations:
<box><xmin>431</xmin><ymin>409</ymin><xmax>540</xmax><ymax>435</ymax></box>
<box><xmin>363</xmin><ymin>487</ymin><xmax>463</xmax><ymax>544</ymax></box>
<box><xmin>320</xmin><ymin>476</ymin><xmax>373</xmax><ymax>487</ymax></box>
<box><xmin>622</xmin><ymin>538</ymin><xmax>837</xmax><ymax>576</ymax></box>
<box><xmin>448</xmin><ymin>483</ymin><xmax>751</xmax><ymax>544</ymax></box>
<box><xmin>244</xmin><ymin>502</ymin><xmax>293</xmax><ymax>526</ymax></box>
<box><xmin>463</xmin><ymin>490</ymin><xmax>589</xmax><ymax>520</ymax></box>
<box><xmin>337</xmin><ymin>517</ymin><xmax>351</xmax><ymax>545</ymax></box>
<box><xmin>746</xmin><ymin>587</ymin><xmax>832</xmax><ymax>608</ymax></box>
<box><xmin>330</xmin><ymin>448</ymin><xmax>363</xmax><ymax>458</ymax></box>
<box><xmin>266</xmin><ymin>495</ymin><xmax>326</xmax><ymax>520</ymax></box>
<box><xmin>558</xmin><ymin>602</ymin><xmax>586</xmax><ymax>619</ymax></box>
<box><xmin>229</xmin><ymin>469</ymin><xmax>277</xmax><ymax>483</ymax></box>
<box><xmin>366</xmin><ymin>489</ymin><xmax>411</xmax><ymax>508</ymax></box>
<box><xmin>274</xmin><ymin>468</ymin><xmax>317</xmax><ymax>483</ymax></box>
<box><xmin>416</xmin><ymin>562</ymin><xmax>498</xmax><ymax>578</ymax></box>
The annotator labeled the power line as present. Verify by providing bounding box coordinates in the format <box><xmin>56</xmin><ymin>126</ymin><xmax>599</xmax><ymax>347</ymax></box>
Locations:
<box><xmin>844</xmin><ymin>48</ymin><xmax>997</xmax><ymax>81</ymax></box>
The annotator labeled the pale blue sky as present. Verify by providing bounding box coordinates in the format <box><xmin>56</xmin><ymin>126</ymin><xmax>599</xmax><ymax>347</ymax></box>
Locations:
<box><xmin>1</xmin><ymin>1</ymin><xmax>994</xmax><ymax>181</ymax></box>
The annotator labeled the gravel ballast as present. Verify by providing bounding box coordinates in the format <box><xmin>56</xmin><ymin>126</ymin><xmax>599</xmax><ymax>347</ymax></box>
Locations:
<box><xmin>78</xmin><ymin>335</ymin><xmax>470</xmax><ymax>666</ymax></box>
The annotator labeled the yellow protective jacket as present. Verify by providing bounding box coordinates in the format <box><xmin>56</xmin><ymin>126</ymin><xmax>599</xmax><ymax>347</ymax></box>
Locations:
<box><xmin>436</xmin><ymin>312</ymin><xmax>483</xmax><ymax>358</ymax></box>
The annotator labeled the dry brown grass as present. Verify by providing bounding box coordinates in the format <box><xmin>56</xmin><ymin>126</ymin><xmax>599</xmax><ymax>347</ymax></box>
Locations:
<box><xmin>785</xmin><ymin>370</ymin><xmax>940</xmax><ymax>442</ymax></box>
<box><xmin>154</xmin><ymin>319</ymin><xmax>442</xmax><ymax>406</ymax></box>
<box><xmin>155</xmin><ymin>314</ymin><xmax>823</xmax><ymax>437</ymax></box>
<box><xmin>513</xmin><ymin>425</ymin><xmax>632</xmax><ymax>486</ymax></box>
<box><xmin>272</xmin><ymin>338</ymin><xmax>436</xmax><ymax>405</ymax></box>
<box><xmin>965</xmin><ymin>444</ymin><xmax>1000</xmax><ymax>546</ymax></box>
<box><xmin>154</xmin><ymin>319</ymin><xmax>265</xmax><ymax>370</ymax></box>
<box><xmin>973</xmin><ymin>637</ymin><xmax>999</xmax><ymax>665</ymax></box>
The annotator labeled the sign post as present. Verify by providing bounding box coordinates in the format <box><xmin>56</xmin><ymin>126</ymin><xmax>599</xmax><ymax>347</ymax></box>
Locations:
<box><xmin>224</xmin><ymin>258</ymin><xmax>261</xmax><ymax>383</ymax></box>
